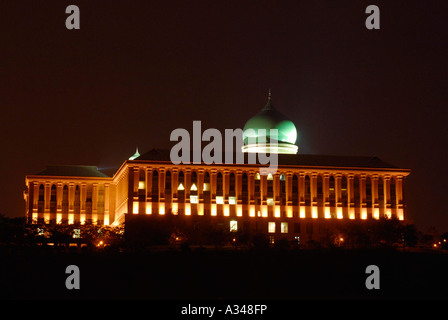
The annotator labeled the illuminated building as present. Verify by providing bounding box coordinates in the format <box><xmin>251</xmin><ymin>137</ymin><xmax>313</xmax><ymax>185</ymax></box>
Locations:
<box><xmin>23</xmin><ymin>93</ymin><xmax>411</xmax><ymax>245</ymax></box>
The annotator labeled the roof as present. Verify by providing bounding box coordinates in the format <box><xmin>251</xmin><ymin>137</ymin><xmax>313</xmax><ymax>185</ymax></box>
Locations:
<box><xmin>35</xmin><ymin>165</ymin><xmax>110</xmax><ymax>178</ymax></box>
<box><xmin>134</xmin><ymin>149</ymin><xmax>405</xmax><ymax>170</ymax></box>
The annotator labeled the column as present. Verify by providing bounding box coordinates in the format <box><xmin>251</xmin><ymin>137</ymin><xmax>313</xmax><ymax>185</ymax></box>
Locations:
<box><xmin>92</xmin><ymin>183</ymin><xmax>98</xmax><ymax>222</ymax></box>
<box><xmin>323</xmin><ymin>173</ymin><xmax>330</xmax><ymax>219</ymax></box>
<box><xmin>80</xmin><ymin>183</ymin><xmax>87</xmax><ymax>223</ymax></box>
<box><xmin>347</xmin><ymin>174</ymin><xmax>355</xmax><ymax>219</ymax></box>
<box><xmin>104</xmin><ymin>183</ymin><xmax>110</xmax><ymax>224</ymax></box>
<box><xmin>384</xmin><ymin>176</ymin><xmax>391</xmax><ymax>218</ymax></box>
<box><xmin>299</xmin><ymin>173</ymin><xmax>305</xmax><ymax>218</ymax></box>
<box><xmin>56</xmin><ymin>182</ymin><xmax>63</xmax><ymax>223</ymax></box>
<box><xmin>372</xmin><ymin>175</ymin><xmax>379</xmax><ymax>219</ymax></box>
<box><xmin>335</xmin><ymin>174</ymin><xmax>343</xmax><ymax>219</ymax></box>
<box><xmin>360</xmin><ymin>175</ymin><xmax>367</xmax><ymax>219</ymax></box>
<box><xmin>311</xmin><ymin>173</ymin><xmax>318</xmax><ymax>218</ymax></box>
<box><xmin>396</xmin><ymin>175</ymin><xmax>404</xmax><ymax>220</ymax></box>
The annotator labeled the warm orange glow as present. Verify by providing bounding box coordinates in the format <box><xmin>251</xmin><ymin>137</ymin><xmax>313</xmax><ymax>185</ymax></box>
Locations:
<box><xmin>274</xmin><ymin>207</ymin><xmax>280</xmax><ymax>218</ymax></box>
<box><xmin>249</xmin><ymin>206</ymin><xmax>255</xmax><ymax>217</ymax></box>
<box><xmin>324</xmin><ymin>207</ymin><xmax>331</xmax><ymax>219</ymax></box>
<box><xmin>80</xmin><ymin>214</ymin><xmax>86</xmax><ymax>225</ymax></box>
<box><xmin>299</xmin><ymin>207</ymin><xmax>305</xmax><ymax>218</ymax></box>
<box><xmin>237</xmin><ymin>205</ymin><xmax>242</xmax><ymax>217</ymax></box>
<box><xmin>385</xmin><ymin>208</ymin><xmax>392</xmax><ymax>219</ymax></box>
<box><xmin>373</xmin><ymin>207</ymin><xmax>379</xmax><ymax>220</ymax></box>
<box><xmin>312</xmin><ymin>206</ymin><xmax>318</xmax><ymax>219</ymax></box>
<box><xmin>159</xmin><ymin>203</ymin><xmax>165</xmax><ymax>215</ymax></box>
<box><xmin>224</xmin><ymin>205</ymin><xmax>230</xmax><ymax>216</ymax></box>
<box><xmin>133</xmin><ymin>202</ymin><xmax>139</xmax><ymax>214</ymax></box>
<box><xmin>104</xmin><ymin>214</ymin><xmax>110</xmax><ymax>225</ymax></box>
<box><xmin>146</xmin><ymin>202</ymin><xmax>152</xmax><ymax>214</ymax></box>
<box><xmin>286</xmin><ymin>207</ymin><xmax>293</xmax><ymax>218</ymax></box>
<box><xmin>56</xmin><ymin>214</ymin><xmax>62</xmax><ymax>224</ymax></box>
<box><xmin>349</xmin><ymin>208</ymin><xmax>355</xmax><ymax>219</ymax></box>
<box><xmin>337</xmin><ymin>207</ymin><xmax>343</xmax><ymax>219</ymax></box>
<box><xmin>361</xmin><ymin>208</ymin><xmax>367</xmax><ymax>220</ymax></box>
<box><xmin>68</xmin><ymin>213</ymin><xmax>74</xmax><ymax>224</ymax></box>
<box><xmin>211</xmin><ymin>204</ymin><xmax>217</xmax><ymax>216</ymax></box>
<box><xmin>262</xmin><ymin>207</ymin><xmax>268</xmax><ymax>218</ymax></box>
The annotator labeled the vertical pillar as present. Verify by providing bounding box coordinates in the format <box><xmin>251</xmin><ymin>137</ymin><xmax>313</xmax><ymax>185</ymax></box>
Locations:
<box><xmin>372</xmin><ymin>175</ymin><xmax>379</xmax><ymax>219</ymax></box>
<box><xmin>347</xmin><ymin>174</ymin><xmax>355</xmax><ymax>219</ymax></box>
<box><xmin>323</xmin><ymin>173</ymin><xmax>330</xmax><ymax>218</ymax></box>
<box><xmin>92</xmin><ymin>183</ymin><xmax>98</xmax><ymax>223</ymax></box>
<box><xmin>360</xmin><ymin>175</ymin><xmax>367</xmax><ymax>219</ymax></box>
<box><xmin>335</xmin><ymin>174</ymin><xmax>343</xmax><ymax>219</ymax></box>
<box><xmin>384</xmin><ymin>176</ymin><xmax>391</xmax><ymax>218</ymax></box>
<box><xmin>80</xmin><ymin>183</ymin><xmax>87</xmax><ymax>223</ymax></box>
<box><xmin>299</xmin><ymin>172</ymin><xmax>305</xmax><ymax>218</ymax></box>
<box><xmin>104</xmin><ymin>183</ymin><xmax>110</xmax><ymax>224</ymax></box>
<box><xmin>396</xmin><ymin>175</ymin><xmax>404</xmax><ymax>220</ymax></box>
<box><xmin>311</xmin><ymin>173</ymin><xmax>318</xmax><ymax>218</ymax></box>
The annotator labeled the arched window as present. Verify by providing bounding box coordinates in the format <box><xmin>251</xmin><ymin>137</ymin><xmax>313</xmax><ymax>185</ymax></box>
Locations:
<box><xmin>203</xmin><ymin>171</ymin><xmax>210</xmax><ymax>192</ymax></box>
<box><xmin>390</xmin><ymin>178</ymin><xmax>396</xmax><ymax>208</ymax></box>
<box><xmin>229</xmin><ymin>172</ymin><xmax>235</xmax><ymax>196</ymax></box>
<box><xmin>305</xmin><ymin>175</ymin><xmax>311</xmax><ymax>206</ymax></box>
<box><xmin>50</xmin><ymin>184</ymin><xmax>57</xmax><ymax>213</ymax></box>
<box><xmin>217</xmin><ymin>172</ymin><xmax>223</xmax><ymax>196</ymax></box>
<box><xmin>354</xmin><ymin>176</ymin><xmax>360</xmax><ymax>207</ymax></box>
<box><xmin>62</xmin><ymin>185</ymin><xmax>69</xmax><ymax>214</ymax></box>
<box><xmin>165</xmin><ymin>170</ymin><xmax>171</xmax><ymax>191</ymax></box>
<box><xmin>138</xmin><ymin>169</ymin><xmax>146</xmax><ymax>201</ymax></box>
<box><xmin>254</xmin><ymin>172</ymin><xmax>260</xmax><ymax>194</ymax></box>
<box><xmin>317</xmin><ymin>175</ymin><xmax>323</xmax><ymax>205</ymax></box>
<box><xmin>152</xmin><ymin>170</ymin><xmax>159</xmax><ymax>201</ymax></box>
<box><xmin>190</xmin><ymin>171</ymin><xmax>198</xmax><ymax>194</ymax></box>
<box><xmin>329</xmin><ymin>176</ymin><xmax>335</xmax><ymax>207</ymax></box>
<box><xmin>267</xmin><ymin>173</ymin><xmax>273</xmax><ymax>197</ymax></box>
<box><xmin>366</xmin><ymin>177</ymin><xmax>372</xmax><ymax>207</ymax></box>
<box><xmin>38</xmin><ymin>184</ymin><xmax>44</xmax><ymax>213</ymax></box>
<box><xmin>242</xmin><ymin>173</ymin><xmax>248</xmax><ymax>204</ymax></box>
<box><xmin>378</xmin><ymin>177</ymin><xmax>384</xmax><ymax>207</ymax></box>
<box><xmin>292</xmin><ymin>174</ymin><xmax>298</xmax><ymax>205</ymax></box>
<box><xmin>279</xmin><ymin>174</ymin><xmax>286</xmax><ymax>192</ymax></box>
<box><xmin>341</xmin><ymin>176</ymin><xmax>348</xmax><ymax>207</ymax></box>
<box><xmin>74</xmin><ymin>185</ymin><xmax>80</xmax><ymax>214</ymax></box>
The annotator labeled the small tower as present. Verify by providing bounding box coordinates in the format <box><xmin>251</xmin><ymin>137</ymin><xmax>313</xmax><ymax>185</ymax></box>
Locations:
<box><xmin>129</xmin><ymin>147</ymin><xmax>140</xmax><ymax>160</ymax></box>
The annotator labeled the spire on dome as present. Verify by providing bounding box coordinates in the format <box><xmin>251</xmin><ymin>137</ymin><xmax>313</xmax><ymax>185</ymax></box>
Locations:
<box><xmin>129</xmin><ymin>147</ymin><xmax>140</xmax><ymax>160</ymax></box>
<box><xmin>263</xmin><ymin>88</ymin><xmax>274</xmax><ymax>111</ymax></box>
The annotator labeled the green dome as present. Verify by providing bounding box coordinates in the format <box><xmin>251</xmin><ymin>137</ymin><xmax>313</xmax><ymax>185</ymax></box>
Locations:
<box><xmin>243</xmin><ymin>96</ymin><xmax>297</xmax><ymax>145</ymax></box>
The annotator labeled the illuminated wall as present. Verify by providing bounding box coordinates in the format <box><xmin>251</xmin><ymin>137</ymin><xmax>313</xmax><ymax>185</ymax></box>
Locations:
<box><xmin>24</xmin><ymin>159</ymin><xmax>410</xmax><ymax>241</ymax></box>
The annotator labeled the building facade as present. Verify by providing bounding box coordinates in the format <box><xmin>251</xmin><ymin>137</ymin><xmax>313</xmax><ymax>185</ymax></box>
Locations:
<box><xmin>23</xmin><ymin>95</ymin><xmax>411</xmax><ymax>245</ymax></box>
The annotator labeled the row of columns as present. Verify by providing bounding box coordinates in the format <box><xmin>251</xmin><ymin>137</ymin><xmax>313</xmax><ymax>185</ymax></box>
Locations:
<box><xmin>127</xmin><ymin>166</ymin><xmax>405</xmax><ymax>220</ymax></box>
<box><xmin>30</xmin><ymin>181</ymin><xmax>111</xmax><ymax>225</ymax></box>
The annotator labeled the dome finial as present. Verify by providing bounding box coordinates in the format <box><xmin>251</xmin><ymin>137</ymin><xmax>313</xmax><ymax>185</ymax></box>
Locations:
<box><xmin>129</xmin><ymin>147</ymin><xmax>141</xmax><ymax>160</ymax></box>
<box><xmin>268</xmin><ymin>88</ymin><xmax>271</xmax><ymax>101</ymax></box>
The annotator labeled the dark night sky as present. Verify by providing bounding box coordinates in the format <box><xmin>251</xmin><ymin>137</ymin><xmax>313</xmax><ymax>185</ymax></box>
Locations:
<box><xmin>0</xmin><ymin>1</ymin><xmax>447</xmax><ymax>232</ymax></box>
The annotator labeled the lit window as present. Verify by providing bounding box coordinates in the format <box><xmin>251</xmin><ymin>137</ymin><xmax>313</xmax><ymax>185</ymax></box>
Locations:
<box><xmin>203</xmin><ymin>183</ymin><xmax>210</xmax><ymax>191</ymax></box>
<box><xmin>267</xmin><ymin>173</ymin><xmax>273</xmax><ymax>180</ymax></box>
<box><xmin>268</xmin><ymin>222</ymin><xmax>276</xmax><ymax>233</ymax></box>
<box><xmin>281</xmin><ymin>222</ymin><xmax>288</xmax><ymax>233</ymax></box>
<box><xmin>229</xmin><ymin>196</ymin><xmax>236</xmax><ymax>205</ymax></box>
<box><xmin>73</xmin><ymin>229</ymin><xmax>81</xmax><ymax>238</ymax></box>
<box><xmin>190</xmin><ymin>184</ymin><xmax>197</xmax><ymax>191</ymax></box>
<box><xmin>230</xmin><ymin>220</ymin><xmax>238</xmax><ymax>232</ymax></box>
<box><xmin>216</xmin><ymin>196</ymin><xmax>224</xmax><ymax>204</ymax></box>
<box><xmin>280</xmin><ymin>174</ymin><xmax>286</xmax><ymax>181</ymax></box>
<box><xmin>267</xmin><ymin>198</ymin><xmax>274</xmax><ymax>206</ymax></box>
<box><xmin>177</xmin><ymin>183</ymin><xmax>185</xmax><ymax>191</ymax></box>
<box><xmin>138</xmin><ymin>181</ymin><xmax>145</xmax><ymax>190</ymax></box>
<box><xmin>190</xmin><ymin>195</ymin><xmax>198</xmax><ymax>204</ymax></box>
<box><xmin>255</xmin><ymin>173</ymin><xmax>260</xmax><ymax>180</ymax></box>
